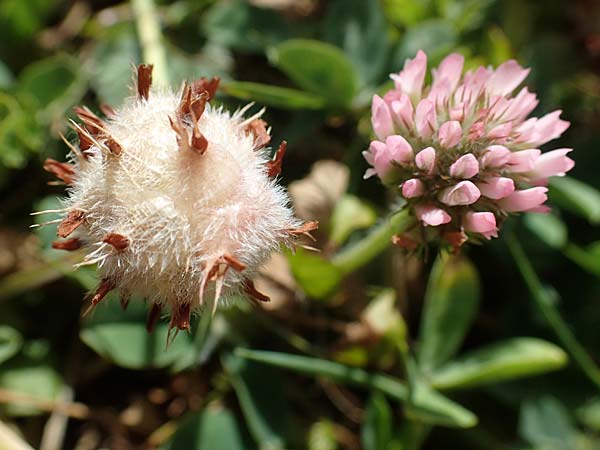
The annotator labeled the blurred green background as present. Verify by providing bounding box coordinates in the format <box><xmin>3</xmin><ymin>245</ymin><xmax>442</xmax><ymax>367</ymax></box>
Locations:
<box><xmin>0</xmin><ymin>0</ymin><xmax>599</xmax><ymax>449</ymax></box>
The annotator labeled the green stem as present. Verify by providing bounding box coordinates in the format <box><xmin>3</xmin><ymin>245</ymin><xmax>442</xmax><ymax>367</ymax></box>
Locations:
<box><xmin>507</xmin><ymin>234</ymin><xmax>600</xmax><ymax>390</ymax></box>
<box><xmin>130</xmin><ymin>0</ymin><xmax>169</xmax><ymax>87</ymax></box>
<box><xmin>331</xmin><ymin>209</ymin><xmax>414</xmax><ymax>275</ymax></box>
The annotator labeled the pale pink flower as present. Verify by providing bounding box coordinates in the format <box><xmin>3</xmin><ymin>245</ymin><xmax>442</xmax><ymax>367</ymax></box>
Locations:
<box><xmin>364</xmin><ymin>50</ymin><xmax>574</xmax><ymax>246</ymax></box>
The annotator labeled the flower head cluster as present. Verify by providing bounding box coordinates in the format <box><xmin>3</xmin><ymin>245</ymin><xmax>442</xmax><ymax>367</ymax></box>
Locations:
<box><xmin>364</xmin><ymin>51</ymin><xmax>574</xmax><ymax>246</ymax></box>
<box><xmin>40</xmin><ymin>65</ymin><xmax>315</xmax><ymax>336</ymax></box>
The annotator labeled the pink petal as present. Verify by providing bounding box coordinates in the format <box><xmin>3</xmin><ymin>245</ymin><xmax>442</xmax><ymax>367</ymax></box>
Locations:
<box><xmin>476</xmin><ymin>177</ymin><xmax>515</xmax><ymax>199</ymax></box>
<box><xmin>487</xmin><ymin>60</ymin><xmax>530</xmax><ymax>96</ymax></box>
<box><xmin>438</xmin><ymin>120</ymin><xmax>462</xmax><ymax>148</ymax></box>
<box><xmin>529</xmin><ymin>148</ymin><xmax>574</xmax><ymax>180</ymax></box>
<box><xmin>487</xmin><ymin>122</ymin><xmax>512</xmax><ymax>140</ymax></box>
<box><xmin>515</xmin><ymin>110</ymin><xmax>570</xmax><ymax>146</ymax></box>
<box><xmin>389</xmin><ymin>94</ymin><xmax>414</xmax><ymax>130</ymax></box>
<box><xmin>415</xmin><ymin>147</ymin><xmax>436</xmax><ymax>174</ymax></box>
<box><xmin>449</xmin><ymin>153</ymin><xmax>479</xmax><ymax>179</ymax></box>
<box><xmin>415</xmin><ymin>99</ymin><xmax>436</xmax><ymax>139</ymax></box>
<box><xmin>508</xmin><ymin>149</ymin><xmax>541</xmax><ymax>172</ymax></box>
<box><xmin>463</xmin><ymin>212</ymin><xmax>498</xmax><ymax>239</ymax></box>
<box><xmin>371</xmin><ymin>95</ymin><xmax>394</xmax><ymax>140</ymax></box>
<box><xmin>480</xmin><ymin>145</ymin><xmax>511</xmax><ymax>168</ymax></box>
<box><xmin>390</xmin><ymin>50</ymin><xmax>427</xmax><ymax>101</ymax></box>
<box><xmin>385</xmin><ymin>135</ymin><xmax>413</xmax><ymax>165</ymax></box>
<box><xmin>415</xmin><ymin>204</ymin><xmax>452</xmax><ymax>226</ymax></box>
<box><xmin>402</xmin><ymin>179</ymin><xmax>425</xmax><ymax>198</ymax></box>
<box><xmin>432</xmin><ymin>53</ymin><xmax>464</xmax><ymax>92</ymax></box>
<box><xmin>502</xmin><ymin>88</ymin><xmax>539</xmax><ymax>122</ymax></box>
<box><xmin>498</xmin><ymin>187</ymin><xmax>548</xmax><ymax>212</ymax></box>
<box><xmin>450</xmin><ymin>103</ymin><xmax>466</xmax><ymax>122</ymax></box>
<box><xmin>439</xmin><ymin>180</ymin><xmax>481</xmax><ymax>206</ymax></box>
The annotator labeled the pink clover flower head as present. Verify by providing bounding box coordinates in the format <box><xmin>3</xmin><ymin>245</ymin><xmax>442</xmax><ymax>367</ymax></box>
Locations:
<box><xmin>363</xmin><ymin>51</ymin><xmax>574</xmax><ymax>247</ymax></box>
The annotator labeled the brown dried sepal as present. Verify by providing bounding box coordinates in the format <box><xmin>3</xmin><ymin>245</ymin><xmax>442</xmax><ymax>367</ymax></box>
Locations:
<box><xmin>57</xmin><ymin>210</ymin><xmax>85</xmax><ymax>238</ymax></box>
<box><xmin>89</xmin><ymin>278</ymin><xmax>115</xmax><ymax>308</ymax></box>
<box><xmin>267</xmin><ymin>141</ymin><xmax>287</xmax><ymax>177</ymax></box>
<box><xmin>444</xmin><ymin>230</ymin><xmax>467</xmax><ymax>254</ymax></box>
<box><xmin>104</xmin><ymin>136</ymin><xmax>122</xmax><ymax>155</ymax></box>
<box><xmin>137</xmin><ymin>64</ymin><xmax>153</xmax><ymax>100</ymax></box>
<box><xmin>146</xmin><ymin>303</ymin><xmax>162</xmax><ymax>334</ymax></box>
<box><xmin>170</xmin><ymin>303</ymin><xmax>191</xmax><ymax>331</ymax></box>
<box><xmin>190</xmin><ymin>125</ymin><xmax>208</xmax><ymax>155</ymax></box>
<box><xmin>191</xmin><ymin>76</ymin><xmax>220</xmax><ymax>101</ymax></box>
<box><xmin>52</xmin><ymin>237</ymin><xmax>82</xmax><ymax>251</ymax></box>
<box><xmin>245</xmin><ymin>119</ymin><xmax>271</xmax><ymax>149</ymax></box>
<box><xmin>73</xmin><ymin>106</ymin><xmax>105</xmax><ymax>137</ymax></box>
<box><xmin>99</xmin><ymin>103</ymin><xmax>116</xmax><ymax>117</ymax></box>
<box><xmin>75</xmin><ymin>126</ymin><xmax>94</xmax><ymax>152</ymax></box>
<box><xmin>286</xmin><ymin>220</ymin><xmax>319</xmax><ymax>241</ymax></box>
<box><xmin>391</xmin><ymin>233</ymin><xmax>418</xmax><ymax>251</ymax></box>
<box><xmin>43</xmin><ymin>158</ymin><xmax>75</xmax><ymax>185</ymax></box>
<box><xmin>221</xmin><ymin>253</ymin><xmax>246</xmax><ymax>272</ymax></box>
<box><xmin>103</xmin><ymin>233</ymin><xmax>129</xmax><ymax>251</ymax></box>
<box><xmin>243</xmin><ymin>279</ymin><xmax>270</xmax><ymax>303</ymax></box>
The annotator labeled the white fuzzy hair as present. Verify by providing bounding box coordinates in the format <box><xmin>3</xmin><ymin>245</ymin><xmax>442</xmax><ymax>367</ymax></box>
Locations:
<box><xmin>61</xmin><ymin>88</ymin><xmax>301</xmax><ymax>315</ymax></box>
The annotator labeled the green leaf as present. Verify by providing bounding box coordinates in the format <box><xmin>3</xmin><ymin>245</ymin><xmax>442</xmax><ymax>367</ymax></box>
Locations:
<box><xmin>393</xmin><ymin>20</ymin><xmax>458</xmax><ymax>67</ymax></box>
<box><xmin>80</xmin><ymin>299</ymin><xmax>195</xmax><ymax>370</ymax></box>
<box><xmin>430</xmin><ymin>338</ymin><xmax>568</xmax><ymax>390</ymax></box>
<box><xmin>0</xmin><ymin>326</ymin><xmax>22</xmax><ymax>365</ymax></box>
<box><xmin>17</xmin><ymin>54</ymin><xmax>86</xmax><ymax>123</ymax></box>
<box><xmin>564</xmin><ymin>241</ymin><xmax>600</xmax><ymax>278</ymax></box>
<box><xmin>418</xmin><ymin>253</ymin><xmax>480</xmax><ymax>372</ymax></box>
<box><xmin>288</xmin><ymin>248</ymin><xmax>343</xmax><ymax>299</ymax></box>
<box><xmin>165</xmin><ymin>407</ymin><xmax>251</xmax><ymax>450</ymax></box>
<box><xmin>362</xmin><ymin>288</ymin><xmax>407</xmax><ymax>353</ymax></box>
<box><xmin>87</xmin><ymin>26</ymin><xmax>140</xmax><ymax>105</ymax></box>
<box><xmin>323</xmin><ymin>0</ymin><xmax>390</xmax><ymax>85</ymax></box>
<box><xmin>202</xmin><ymin>0</ymin><xmax>310</xmax><ymax>53</ymax></box>
<box><xmin>382</xmin><ymin>0</ymin><xmax>433</xmax><ymax>28</ymax></box>
<box><xmin>0</xmin><ymin>59</ymin><xmax>14</xmax><ymax>89</ymax></box>
<box><xmin>549</xmin><ymin>176</ymin><xmax>600</xmax><ymax>225</ymax></box>
<box><xmin>269</xmin><ymin>39</ymin><xmax>359</xmax><ymax>106</ymax></box>
<box><xmin>523</xmin><ymin>213</ymin><xmax>568</xmax><ymax>249</ymax></box>
<box><xmin>234</xmin><ymin>348</ymin><xmax>408</xmax><ymax>401</ymax></box>
<box><xmin>405</xmin><ymin>360</ymin><xmax>478</xmax><ymax>428</ymax></box>
<box><xmin>577</xmin><ymin>397</ymin><xmax>600</xmax><ymax>432</ymax></box>
<box><xmin>519</xmin><ymin>396</ymin><xmax>577</xmax><ymax>450</ymax></box>
<box><xmin>0</xmin><ymin>340</ymin><xmax>63</xmax><ymax>417</ymax></box>
<box><xmin>223</xmin><ymin>353</ymin><xmax>289</xmax><ymax>450</ymax></box>
<box><xmin>438</xmin><ymin>0</ymin><xmax>495</xmax><ymax>32</ymax></box>
<box><xmin>362</xmin><ymin>392</ymin><xmax>393</xmax><ymax>450</ymax></box>
<box><xmin>329</xmin><ymin>195</ymin><xmax>377</xmax><ymax>245</ymax></box>
<box><xmin>222</xmin><ymin>81</ymin><xmax>326</xmax><ymax>110</ymax></box>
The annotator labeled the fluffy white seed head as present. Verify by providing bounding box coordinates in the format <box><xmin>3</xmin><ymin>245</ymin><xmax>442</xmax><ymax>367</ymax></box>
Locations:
<box><xmin>43</xmin><ymin>66</ymin><xmax>315</xmax><ymax>333</ymax></box>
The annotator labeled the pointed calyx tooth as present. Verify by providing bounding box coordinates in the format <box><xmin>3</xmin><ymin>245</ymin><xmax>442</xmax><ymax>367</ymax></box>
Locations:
<box><xmin>267</xmin><ymin>141</ymin><xmax>287</xmax><ymax>177</ymax></box>
<box><xmin>243</xmin><ymin>279</ymin><xmax>270</xmax><ymax>303</ymax></box>
<box><xmin>99</xmin><ymin>103</ymin><xmax>116</xmax><ymax>117</ymax></box>
<box><xmin>73</xmin><ymin>125</ymin><xmax>93</xmax><ymax>152</ymax></box>
<box><xmin>52</xmin><ymin>237</ymin><xmax>82</xmax><ymax>251</ymax></box>
<box><xmin>57</xmin><ymin>210</ymin><xmax>85</xmax><ymax>238</ymax></box>
<box><xmin>286</xmin><ymin>220</ymin><xmax>319</xmax><ymax>239</ymax></box>
<box><xmin>103</xmin><ymin>233</ymin><xmax>130</xmax><ymax>251</ymax></box>
<box><xmin>146</xmin><ymin>303</ymin><xmax>162</xmax><ymax>333</ymax></box>
<box><xmin>170</xmin><ymin>302</ymin><xmax>191</xmax><ymax>331</ymax></box>
<box><xmin>73</xmin><ymin>106</ymin><xmax>105</xmax><ymax>136</ymax></box>
<box><xmin>191</xmin><ymin>76</ymin><xmax>220</xmax><ymax>101</ymax></box>
<box><xmin>221</xmin><ymin>253</ymin><xmax>246</xmax><ymax>272</ymax></box>
<box><xmin>43</xmin><ymin>158</ymin><xmax>75</xmax><ymax>185</ymax></box>
<box><xmin>90</xmin><ymin>278</ymin><xmax>115</xmax><ymax>307</ymax></box>
<box><xmin>190</xmin><ymin>123</ymin><xmax>209</xmax><ymax>155</ymax></box>
<box><xmin>245</xmin><ymin>119</ymin><xmax>271</xmax><ymax>149</ymax></box>
<box><xmin>137</xmin><ymin>64</ymin><xmax>153</xmax><ymax>100</ymax></box>
<box><xmin>104</xmin><ymin>136</ymin><xmax>122</xmax><ymax>155</ymax></box>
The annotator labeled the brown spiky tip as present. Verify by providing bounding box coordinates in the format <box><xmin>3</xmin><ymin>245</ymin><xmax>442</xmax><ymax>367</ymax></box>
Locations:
<box><xmin>73</xmin><ymin>106</ymin><xmax>105</xmax><ymax>136</ymax></box>
<box><xmin>103</xmin><ymin>233</ymin><xmax>129</xmax><ymax>251</ymax></box>
<box><xmin>245</xmin><ymin>119</ymin><xmax>271</xmax><ymax>149</ymax></box>
<box><xmin>99</xmin><ymin>103</ymin><xmax>116</xmax><ymax>117</ymax></box>
<box><xmin>146</xmin><ymin>303</ymin><xmax>162</xmax><ymax>333</ymax></box>
<box><xmin>191</xmin><ymin>76</ymin><xmax>220</xmax><ymax>101</ymax></box>
<box><xmin>89</xmin><ymin>278</ymin><xmax>115</xmax><ymax>309</ymax></box>
<box><xmin>52</xmin><ymin>237</ymin><xmax>82</xmax><ymax>251</ymax></box>
<box><xmin>57</xmin><ymin>210</ymin><xmax>85</xmax><ymax>238</ymax></box>
<box><xmin>221</xmin><ymin>253</ymin><xmax>246</xmax><ymax>272</ymax></box>
<box><xmin>104</xmin><ymin>136</ymin><xmax>122</xmax><ymax>155</ymax></box>
<box><xmin>243</xmin><ymin>279</ymin><xmax>270</xmax><ymax>303</ymax></box>
<box><xmin>190</xmin><ymin>126</ymin><xmax>208</xmax><ymax>155</ymax></box>
<box><xmin>391</xmin><ymin>234</ymin><xmax>418</xmax><ymax>251</ymax></box>
<box><xmin>286</xmin><ymin>220</ymin><xmax>319</xmax><ymax>240</ymax></box>
<box><xmin>43</xmin><ymin>158</ymin><xmax>75</xmax><ymax>185</ymax></box>
<box><xmin>137</xmin><ymin>64</ymin><xmax>153</xmax><ymax>100</ymax></box>
<box><xmin>267</xmin><ymin>141</ymin><xmax>287</xmax><ymax>177</ymax></box>
<box><xmin>170</xmin><ymin>303</ymin><xmax>191</xmax><ymax>331</ymax></box>
<box><xmin>74</xmin><ymin>125</ymin><xmax>94</xmax><ymax>152</ymax></box>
